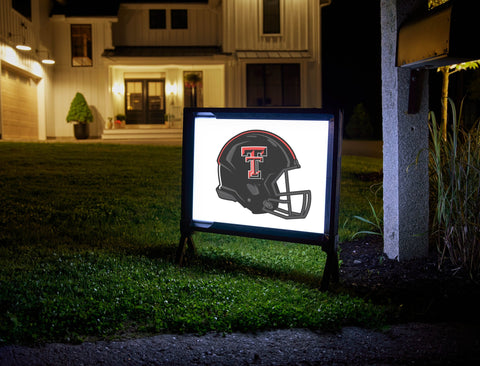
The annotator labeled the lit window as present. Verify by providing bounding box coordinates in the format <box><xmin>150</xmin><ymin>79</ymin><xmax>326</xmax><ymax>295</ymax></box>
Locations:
<box><xmin>12</xmin><ymin>0</ymin><xmax>31</xmax><ymax>20</ymax></box>
<box><xmin>150</xmin><ymin>9</ymin><xmax>166</xmax><ymax>29</ymax></box>
<box><xmin>71</xmin><ymin>25</ymin><xmax>92</xmax><ymax>67</ymax></box>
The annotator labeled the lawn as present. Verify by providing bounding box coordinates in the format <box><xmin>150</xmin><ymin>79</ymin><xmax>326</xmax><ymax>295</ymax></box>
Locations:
<box><xmin>0</xmin><ymin>142</ymin><xmax>383</xmax><ymax>344</ymax></box>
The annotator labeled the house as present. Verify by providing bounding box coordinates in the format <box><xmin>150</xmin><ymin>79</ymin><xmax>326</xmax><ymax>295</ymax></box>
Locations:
<box><xmin>0</xmin><ymin>0</ymin><xmax>330</xmax><ymax>141</ymax></box>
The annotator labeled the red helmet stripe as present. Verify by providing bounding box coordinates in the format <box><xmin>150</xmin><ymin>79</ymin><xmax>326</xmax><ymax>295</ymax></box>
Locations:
<box><xmin>217</xmin><ymin>130</ymin><xmax>296</xmax><ymax>163</ymax></box>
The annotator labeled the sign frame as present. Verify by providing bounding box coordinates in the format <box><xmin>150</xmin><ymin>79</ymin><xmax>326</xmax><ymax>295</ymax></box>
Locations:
<box><xmin>177</xmin><ymin>108</ymin><xmax>342</xmax><ymax>289</ymax></box>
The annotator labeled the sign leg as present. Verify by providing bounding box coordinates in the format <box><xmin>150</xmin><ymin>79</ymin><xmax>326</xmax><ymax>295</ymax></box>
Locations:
<box><xmin>176</xmin><ymin>234</ymin><xmax>196</xmax><ymax>265</ymax></box>
<box><xmin>320</xmin><ymin>248</ymin><xmax>339</xmax><ymax>291</ymax></box>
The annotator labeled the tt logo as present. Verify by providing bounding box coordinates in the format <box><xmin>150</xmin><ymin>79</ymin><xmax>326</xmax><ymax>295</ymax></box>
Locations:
<box><xmin>241</xmin><ymin>146</ymin><xmax>267</xmax><ymax>179</ymax></box>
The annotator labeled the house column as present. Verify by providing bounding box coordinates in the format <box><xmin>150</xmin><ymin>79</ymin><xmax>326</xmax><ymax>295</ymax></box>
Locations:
<box><xmin>381</xmin><ymin>0</ymin><xmax>429</xmax><ymax>260</ymax></box>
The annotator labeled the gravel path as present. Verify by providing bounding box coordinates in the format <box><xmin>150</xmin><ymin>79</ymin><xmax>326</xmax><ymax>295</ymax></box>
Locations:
<box><xmin>2</xmin><ymin>322</ymin><xmax>479</xmax><ymax>365</ymax></box>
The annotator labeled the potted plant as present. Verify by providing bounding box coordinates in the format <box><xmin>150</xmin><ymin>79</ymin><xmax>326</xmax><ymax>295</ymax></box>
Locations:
<box><xmin>115</xmin><ymin>114</ymin><xmax>126</xmax><ymax>128</ymax></box>
<box><xmin>66</xmin><ymin>92</ymin><xmax>93</xmax><ymax>139</ymax></box>
<box><xmin>184</xmin><ymin>72</ymin><xmax>202</xmax><ymax>107</ymax></box>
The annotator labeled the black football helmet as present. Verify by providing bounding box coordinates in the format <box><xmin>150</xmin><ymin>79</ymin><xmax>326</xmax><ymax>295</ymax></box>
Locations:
<box><xmin>216</xmin><ymin>130</ymin><xmax>311</xmax><ymax>219</ymax></box>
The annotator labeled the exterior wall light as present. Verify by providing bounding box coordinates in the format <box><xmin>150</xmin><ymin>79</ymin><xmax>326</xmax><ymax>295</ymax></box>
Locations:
<box><xmin>37</xmin><ymin>50</ymin><xmax>55</xmax><ymax>64</ymax></box>
<box><xmin>9</xmin><ymin>23</ymin><xmax>32</xmax><ymax>51</ymax></box>
<box><xmin>166</xmin><ymin>82</ymin><xmax>178</xmax><ymax>96</ymax></box>
<box><xmin>112</xmin><ymin>83</ymin><xmax>125</xmax><ymax>95</ymax></box>
<box><xmin>41</xmin><ymin>56</ymin><xmax>55</xmax><ymax>65</ymax></box>
<box><xmin>16</xmin><ymin>42</ymin><xmax>31</xmax><ymax>51</ymax></box>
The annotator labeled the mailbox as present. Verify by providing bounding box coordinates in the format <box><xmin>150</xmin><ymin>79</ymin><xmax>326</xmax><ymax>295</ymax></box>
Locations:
<box><xmin>397</xmin><ymin>1</ymin><xmax>480</xmax><ymax>68</ymax></box>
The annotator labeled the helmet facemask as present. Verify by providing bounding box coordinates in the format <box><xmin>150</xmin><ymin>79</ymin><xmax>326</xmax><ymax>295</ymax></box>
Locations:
<box><xmin>262</xmin><ymin>168</ymin><xmax>311</xmax><ymax>219</ymax></box>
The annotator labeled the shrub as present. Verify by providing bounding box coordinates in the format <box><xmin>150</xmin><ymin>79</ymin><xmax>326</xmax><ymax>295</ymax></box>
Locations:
<box><xmin>345</xmin><ymin>103</ymin><xmax>374</xmax><ymax>140</ymax></box>
<box><xmin>429</xmin><ymin>99</ymin><xmax>480</xmax><ymax>279</ymax></box>
<box><xmin>66</xmin><ymin>92</ymin><xmax>93</xmax><ymax>124</ymax></box>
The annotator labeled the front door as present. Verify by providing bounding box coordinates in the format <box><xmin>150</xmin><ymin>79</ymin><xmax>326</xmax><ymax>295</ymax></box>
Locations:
<box><xmin>125</xmin><ymin>79</ymin><xmax>165</xmax><ymax>124</ymax></box>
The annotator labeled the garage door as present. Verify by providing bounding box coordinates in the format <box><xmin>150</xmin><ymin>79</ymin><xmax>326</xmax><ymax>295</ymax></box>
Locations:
<box><xmin>1</xmin><ymin>64</ymin><xmax>38</xmax><ymax>140</ymax></box>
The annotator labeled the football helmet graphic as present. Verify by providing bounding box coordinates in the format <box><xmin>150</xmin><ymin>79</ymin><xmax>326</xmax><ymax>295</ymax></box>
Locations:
<box><xmin>216</xmin><ymin>130</ymin><xmax>311</xmax><ymax>219</ymax></box>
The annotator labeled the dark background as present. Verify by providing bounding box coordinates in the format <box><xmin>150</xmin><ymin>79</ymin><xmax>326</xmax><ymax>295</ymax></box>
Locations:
<box><xmin>322</xmin><ymin>0</ymin><xmax>480</xmax><ymax>139</ymax></box>
<box><xmin>322</xmin><ymin>0</ymin><xmax>382</xmax><ymax>140</ymax></box>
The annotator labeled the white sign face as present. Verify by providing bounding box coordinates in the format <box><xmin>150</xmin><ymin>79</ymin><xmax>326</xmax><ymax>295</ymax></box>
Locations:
<box><xmin>191</xmin><ymin>117</ymin><xmax>331</xmax><ymax>235</ymax></box>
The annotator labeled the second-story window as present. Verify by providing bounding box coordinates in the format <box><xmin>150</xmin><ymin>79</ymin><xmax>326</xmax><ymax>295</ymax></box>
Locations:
<box><xmin>71</xmin><ymin>24</ymin><xmax>92</xmax><ymax>67</ymax></box>
<box><xmin>171</xmin><ymin>9</ymin><xmax>188</xmax><ymax>29</ymax></box>
<box><xmin>263</xmin><ymin>0</ymin><xmax>280</xmax><ymax>34</ymax></box>
<box><xmin>12</xmin><ymin>0</ymin><xmax>31</xmax><ymax>20</ymax></box>
<box><xmin>150</xmin><ymin>9</ymin><xmax>166</xmax><ymax>29</ymax></box>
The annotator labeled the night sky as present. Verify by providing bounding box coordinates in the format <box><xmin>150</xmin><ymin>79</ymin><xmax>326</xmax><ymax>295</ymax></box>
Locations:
<box><xmin>322</xmin><ymin>0</ymin><xmax>382</xmax><ymax>139</ymax></box>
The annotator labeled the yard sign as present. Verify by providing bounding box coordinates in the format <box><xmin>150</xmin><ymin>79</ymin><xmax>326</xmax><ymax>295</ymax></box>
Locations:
<box><xmin>178</xmin><ymin>108</ymin><xmax>342</xmax><ymax>289</ymax></box>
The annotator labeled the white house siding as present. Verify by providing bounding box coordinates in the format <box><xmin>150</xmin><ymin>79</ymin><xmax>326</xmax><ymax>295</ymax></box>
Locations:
<box><xmin>203</xmin><ymin>67</ymin><xmax>225</xmax><ymax>107</ymax></box>
<box><xmin>106</xmin><ymin>1</ymin><xmax>225</xmax><ymax>126</ymax></box>
<box><xmin>50</xmin><ymin>17</ymin><xmax>115</xmax><ymax>138</ymax></box>
<box><xmin>1</xmin><ymin>0</ymin><xmax>327</xmax><ymax>140</ymax></box>
<box><xmin>222</xmin><ymin>0</ymin><xmax>323</xmax><ymax>108</ymax></box>
<box><xmin>0</xmin><ymin>0</ymin><xmax>54</xmax><ymax>140</ymax></box>
<box><xmin>223</xmin><ymin>0</ymin><xmax>311</xmax><ymax>52</ymax></box>
<box><xmin>0</xmin><ymin>0</ymin><xmax>36</xmax><ymax>53</ymax></box>
<box><xmin>112</xmin><ymin>4</ymin><xmax>220</xmax><ymax>47</ymax></box>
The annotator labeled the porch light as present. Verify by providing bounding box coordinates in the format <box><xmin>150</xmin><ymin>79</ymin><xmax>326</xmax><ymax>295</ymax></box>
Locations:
<box><xmin>397</xmin><ymin>1</ymin><xmax>480</xmax><ymax>68</ymax></box>
<box><xmin>112</xmin><ymin>83</ymin><xmax>125</xmax><ymax>95</ymax></box>
<box><xmin>166</xmin><ymin>82</ymin><xmax>178</xmax><ymax>96</ymax></box>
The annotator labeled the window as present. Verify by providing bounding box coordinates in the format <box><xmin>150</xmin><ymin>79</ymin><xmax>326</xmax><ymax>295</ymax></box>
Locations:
<box><xmin>263</xmin><ymin>0</ymin><xmax>280</xmax><ymax>34</ymax></box>
<box><xmin>171</xmin><ymin>9</ymin><xmax>188</xmax><ymax>29</ymax></box>
<box><xmin>247</xmin><ymin>64</ymin><xmax>300</xmax><ymax>107</ymax></box>
<box><xmin>12</xmin><ymin>0</ymin><xmax>31</xmax><ymax>20</ymax></box>
<box><xmin>71</xmin><ymin>25</ymin><xmax>92</xmax><ymax>67</ymax></box>
<box><xmin>149</xmin><ymin>9</ymin><xmax>166</xmax><ymax>29</ymax></box>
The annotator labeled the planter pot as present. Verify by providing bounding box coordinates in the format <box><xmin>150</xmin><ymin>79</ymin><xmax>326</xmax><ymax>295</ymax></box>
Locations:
<box><xmin>74</xmin><ymin>123</ymin><xmax>89</xmax><ymax>140</ymax></box>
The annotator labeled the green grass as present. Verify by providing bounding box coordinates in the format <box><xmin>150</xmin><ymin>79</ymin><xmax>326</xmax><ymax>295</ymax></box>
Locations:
<box><xmin>0</xmin><ymin>142</ymin><xmax>383</xmax><ymax>344</ymax></box>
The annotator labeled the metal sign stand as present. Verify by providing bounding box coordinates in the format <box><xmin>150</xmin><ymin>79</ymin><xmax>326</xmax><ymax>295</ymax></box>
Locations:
<box><xmin>320</xmin><ymin>109</ymin><xmax>343</xmax><ymax>290</ymax></box>
<box><xmin>177</xmin><ymin>231</ymin><xmax>339</xmax><ymax>290</ymax></box>
<box><xmin>176</xmin><ymin>231</ymin><xmax>196</xmax><ymax>266</ymax></box>
<box><xmin>177</xmin><ymin>109</ymin><xmax>343</xmax><ymax>290</ymax></box>
<box><xmin>320</xmin><ymin>242</ymin><xmax>339</xmax><ymax>290</ymax></box>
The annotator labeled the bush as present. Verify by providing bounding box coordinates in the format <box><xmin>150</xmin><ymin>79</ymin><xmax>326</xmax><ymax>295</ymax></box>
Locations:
<box><xmin>345</xmin><ymin>103</ymin><xmax>374</xmax><ymax>140</ymax></box>
<box><xmin>429</xmin><ymin>99</ymin><xmax>480</xmax><ymax>279</ymax></box>
<box><xmin>66</xmin><ymin>92</ymin><xmax>93</xmax><ymax>124</ymax></box>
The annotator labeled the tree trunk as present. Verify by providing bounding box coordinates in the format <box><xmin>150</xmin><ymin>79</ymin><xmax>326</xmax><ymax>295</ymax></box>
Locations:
<box><xmin>440</xmin><ymin>67</ymin><xmax>450</xmax><ymax>141</ymax></box>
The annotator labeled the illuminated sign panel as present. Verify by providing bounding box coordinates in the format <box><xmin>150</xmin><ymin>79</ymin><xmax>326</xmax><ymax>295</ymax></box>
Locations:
<box><xmin>180</xmin><ymin>108</ymin><xmax>342</xmax><ymax>247</ymax></box>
